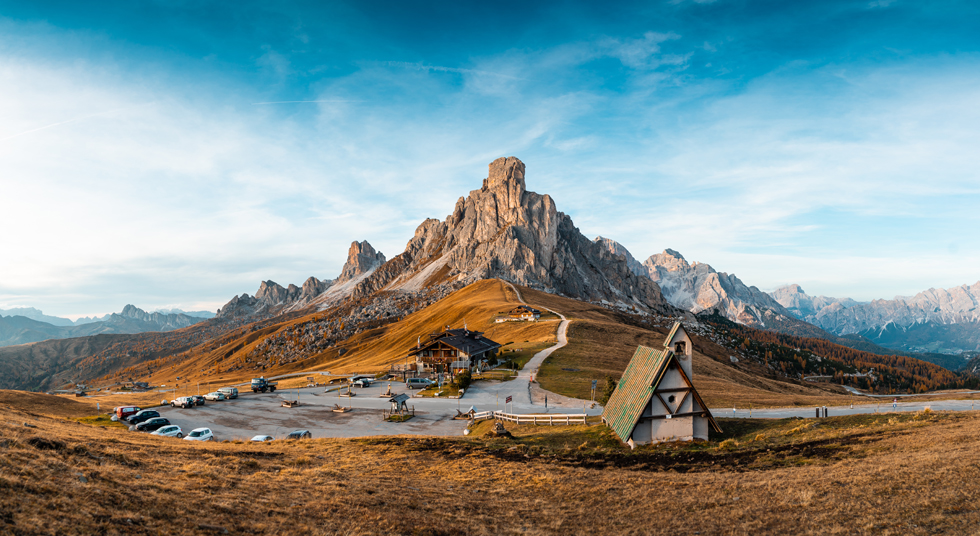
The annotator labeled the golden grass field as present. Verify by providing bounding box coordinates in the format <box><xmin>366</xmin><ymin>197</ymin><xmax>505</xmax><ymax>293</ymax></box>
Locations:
<box><xmin>118</xmin><ymin>280</ymin><xmax>557</xmax><ymax>391</ymax></box>
<box><xmin>3</xmin><ymin>391</ymin><xmax>980</xmax><ymax>535</ymax></box>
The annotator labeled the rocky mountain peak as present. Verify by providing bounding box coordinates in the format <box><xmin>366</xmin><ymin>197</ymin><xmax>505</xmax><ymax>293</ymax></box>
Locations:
<box><xmin>255</xmin><ymin>281</ymin><xmax>287</xmax><ymax>303</ymax></box>
<box><xmin>644</xmin><ymin>249</ymin><xmax>695</xmax><ymax>274</ymax></box>
<box><xmin>337</xmin><ymin>240</ymin><xmax>387</xmax><ymax>284</ymax></box>
<box><xmin>346</xmin><ymin>157</ymin><xmax>670</xmax><ymax>312</ymax></box>
<box><xmin>119</xmin><ymin>304</ymin><xmax>145</xmax><ymax>318</ymax></box>
<box><xmin>483</xmin><ymin>156</ymin><xmax>526</xmax><ymax>211</ymax></box>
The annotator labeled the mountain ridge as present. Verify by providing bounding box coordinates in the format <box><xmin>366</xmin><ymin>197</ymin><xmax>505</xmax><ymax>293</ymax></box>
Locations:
<box><xmin>770</xmin><ymin>282</ymin><xmax>980</xmax><ymax>354</ymax></box>
<box><xmin>0</xmin><ymin>305</ymin><xmax>207</xmax><ymax>348</ymax></box>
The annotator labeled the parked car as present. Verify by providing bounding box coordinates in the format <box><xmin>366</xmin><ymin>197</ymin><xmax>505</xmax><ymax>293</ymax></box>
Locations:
<box><xmin>285</xmin><ymin>430</ymin><xmax>312</xmax><ymax>440</ymax></box>
<box><xmin>406</xmin><ymin>378</ymin><xmax>433</xmax><ymax>389</ymax></box>
<box><xmin>184</xmin><ymin>428</ymin><xmax>214</xmax><ymax>441</ymax></box>
<box><xmin>133</xmin><ymin>417</ymin><xmax>171</xmax><ymax>433</ymax></box>
<box><xmin>204</xmin><ymin>392</ymin><xmax>226</xmax><ymax>401</ymax></box>
<box><xmin>250</xmin><ymin>435</ymin><xmax>274</xmax><ymax>442</ymax></box>
<box><xmin>152</xmin><ymin>425</ymin><xmax>184</xmax><ymax>438</ymax></box>
<box><xmin>171</xmin><ymin>397</ymin><xmax>194</xmax><ymax>408</ymax></box>
<box><xmin>128</xmin><ymin>409</ymin><xmax>160</xmax><ymax>425</ymax></box>
<box><xmin>352</xmin><ymin>378</ymin><xmax>373</xmax><ymax>388</ymax></box>
<box><xmin>114</xmin><ymin>406</ymin><xmax>141</xmax><ymax>421</ymax></box>
<box><xmin>191</xmin><ymin>395</ymin><xmax>206</xmax><ymax>406</ymax></box>
<box><xmin>217</xmin><ymin>387</ymin><xmax>239</xmax><ymax>399</ymax></box>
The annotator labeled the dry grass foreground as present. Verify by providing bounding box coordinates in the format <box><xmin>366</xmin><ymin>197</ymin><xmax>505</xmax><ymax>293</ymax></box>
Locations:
<box><xmin>3</xmin><ymin>392</ymin><xmax>980</xmax><ymax>535</ymax></box>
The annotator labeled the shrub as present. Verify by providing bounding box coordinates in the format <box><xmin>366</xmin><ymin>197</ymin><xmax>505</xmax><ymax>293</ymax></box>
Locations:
<box><xmin>598</xmin><ymin>376</ymin><xmax>617</xmax><ymax>405</ymax></box>
<box><xmin>454</xmin><ymin>370</ymin><xmax>472</xmax><ymax>390</ymax></box>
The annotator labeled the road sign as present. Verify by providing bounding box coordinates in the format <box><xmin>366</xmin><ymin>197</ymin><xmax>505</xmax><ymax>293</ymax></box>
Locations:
<box><xmin>591</xmin><ymin>379</ymin><xmax>597</xmax><ymax>389</ymax></box>
<box><xmin>505</xmin><ymin>395</ymin><xmax>513</xmax><ymax>404</ymax></box>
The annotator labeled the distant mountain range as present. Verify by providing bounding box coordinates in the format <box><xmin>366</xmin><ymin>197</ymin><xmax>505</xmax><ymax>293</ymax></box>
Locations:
<box><xmin>0</xmin><ymin>307</ymin><xmax>213</xmax><ymax>327</ymax></box>
<box><xmin>593</xmin><ymin>237</ymin><xmax>978</xmax><ymax>368</ymax></box>
<box><xmin>0</xmin><ymin>305</ymin><xmax>208</xmax><ymax>348</ymax></box>
<box><xmin>770</xmin><ymin>283</ymin><xmax>980</xmax><ymax>355</ymax></box>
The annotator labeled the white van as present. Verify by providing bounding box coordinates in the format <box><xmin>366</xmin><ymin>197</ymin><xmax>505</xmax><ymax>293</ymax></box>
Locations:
<box><xmin>217</xmin><ymin>387</ymin><xmax>239</xmax><ymax>399</ymax></box>
<box><xmin>406</xmin><ymin>378</ymin><xmax>433</xmax><ymax>390</ymax></box>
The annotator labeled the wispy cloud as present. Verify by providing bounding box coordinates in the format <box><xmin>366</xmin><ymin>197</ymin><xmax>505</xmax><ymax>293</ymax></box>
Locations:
<box><xmin>385</xmin><ymin>60</ymin><xmax>525</xmax><ymax>80</ymax></box>
<box><xmin>0</xmin><ymin>107</ymin><xmax>131</xmax><ymax>143</ymax></box>
<box><xmin>251</xmin><ymin>100</ymin><xmax>359</xmax><ymax>104</ymax></box>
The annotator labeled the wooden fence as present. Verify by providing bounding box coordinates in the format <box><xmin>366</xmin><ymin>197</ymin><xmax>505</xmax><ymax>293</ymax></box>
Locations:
<box><xmin>473</xmin><ymin>370</ymin><xmax>517</xmax><ymax>381</ymax></box>
<box><xmin>470</xmin><ymin>410</ymin><xmax>587</xmax><ymax>426</ymax></box>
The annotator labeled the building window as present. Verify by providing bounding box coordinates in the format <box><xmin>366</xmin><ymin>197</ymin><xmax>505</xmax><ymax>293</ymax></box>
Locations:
<box><xmin>674</xmin><ymin>342</ymin><xmax>686</xmax><ymax>354</ymax></box>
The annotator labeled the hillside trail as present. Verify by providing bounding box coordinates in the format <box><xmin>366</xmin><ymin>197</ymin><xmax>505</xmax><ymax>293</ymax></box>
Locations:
<box><xmin>498</xmin><ymin>282</ymin><xmax>592</xmax><ymax>410</ymax></box>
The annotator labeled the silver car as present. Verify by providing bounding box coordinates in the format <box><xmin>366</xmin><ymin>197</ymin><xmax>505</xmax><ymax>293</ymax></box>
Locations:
<box><xmin>184</xmin><ymin>428</ymin><xmax>214</xmax><ymax>441</ymax></box>
<box><xmin>151</xmin><ymin>425</ymin><xmax>184</xmax><ymax>438</ymax></box>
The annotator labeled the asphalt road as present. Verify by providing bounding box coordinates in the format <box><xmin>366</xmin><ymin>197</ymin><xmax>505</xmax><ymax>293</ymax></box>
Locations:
<box><xmin>712</xmin><ymin>398</ymin><xmax>980</xmax><ymax>419</ymax></box>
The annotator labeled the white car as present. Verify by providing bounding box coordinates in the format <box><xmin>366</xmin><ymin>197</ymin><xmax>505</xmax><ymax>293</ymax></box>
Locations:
<box><xmin>183</xmin><ymin>427</ymin><xmax>214</xmax><ymax>441</ymax></box>
<box><xmin>151</xmin><ymin>425</ymin><xmax>184</xmax><ymax>438</ymax></box>
<box><xmin>250</xmin><ymin>435</ymin><xmax>274</xmax><ymax>442</ymax></box>
<box><xmin>170</xmin><ymin>397</ymin><xmax>194</xmax><ymax>408</ymax></box>
<box><xmin>204</xmin><ymin>392</ymin><xmax>226</xmax><ymax>401</ymax></box>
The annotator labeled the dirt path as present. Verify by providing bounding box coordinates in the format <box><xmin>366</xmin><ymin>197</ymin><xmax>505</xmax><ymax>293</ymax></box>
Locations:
<box><xmin>500</xmin><ymin>281</ymin><xmax>593</xmax><ymax>410</ymax></box>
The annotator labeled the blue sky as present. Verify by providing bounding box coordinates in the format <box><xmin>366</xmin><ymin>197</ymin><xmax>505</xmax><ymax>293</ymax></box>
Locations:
<box><xmin>1</xmin><ymin>0</ymin><xmax>979</xmax><ymax>318</ymax></box>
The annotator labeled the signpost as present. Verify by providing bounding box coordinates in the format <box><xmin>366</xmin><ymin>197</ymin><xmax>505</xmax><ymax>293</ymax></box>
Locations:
<box><xmin>505</xmin><ymin>395</ymin><xmax>513</xmax><ymax>413</ymax></box>
<box><xmin>591</xmin><ymin>379</ymin><xmax>597</xmax><ymax>402</ymax></box>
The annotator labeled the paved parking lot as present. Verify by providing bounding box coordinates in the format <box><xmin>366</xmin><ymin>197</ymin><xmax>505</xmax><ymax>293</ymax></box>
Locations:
<box><xmin>157</xmin><ymin>384</ymin><xmax>469</xmax><ymax>440</ymax></box>
<box><xmin>155</xmin><ymin>374</ymin><xmax>601</xmax><ymax>441</ymax></box>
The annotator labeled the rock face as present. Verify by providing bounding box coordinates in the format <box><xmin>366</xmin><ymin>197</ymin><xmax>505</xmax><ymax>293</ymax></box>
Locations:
<box><xmin>594</xmin><ymin>236</ymin><xmax>645</xmax><ymax>276</ymax></box>
<box><xmin>770</xmin><ymin>282</ymin><xmax>980</xmax><ymax>353</ymax></box>
<box><xmin>639</xmin><ymin>248</ymin><xmax>792</xmax><ymax>326</ymax></box>
<box><xmin>336</xmin><ymin>241</ymin><xmax>387</xmax><ymax>284</ymax></box>
<box><xmin>348</xmin><ymin>157</ymin><xmax>670</xmax><ymax>312</ymax></box>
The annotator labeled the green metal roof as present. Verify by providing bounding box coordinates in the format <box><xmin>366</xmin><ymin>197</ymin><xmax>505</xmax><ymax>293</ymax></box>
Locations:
<box><xmin>602</xmin><ymin>345</ymin><xmax>669</xmax><ymax>443</ymax></box>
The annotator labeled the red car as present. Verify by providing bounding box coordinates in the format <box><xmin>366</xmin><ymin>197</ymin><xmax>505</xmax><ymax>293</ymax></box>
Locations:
<box><xmin>114</xmin><ymin>406</ymin><xmax>141</xmax><ymax>420</ymax></box>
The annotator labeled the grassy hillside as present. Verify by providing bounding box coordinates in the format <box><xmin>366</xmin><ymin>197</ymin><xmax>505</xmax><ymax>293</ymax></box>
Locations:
<box><xmin>85</xmin><ymin>280</ymin><xmax>556</xmax><ymax>393</ymax></box>
<box><xmin>516</xmin><ymin>288</ymin><xmax>861</xmax><ymax>408</ymax></box>
<box><xmin>0</xmin><ymin>313</ymin><xmax>264</xmax><ymax>391</ymax></box>
<box><xmin>3</xmin><ymin>392</ymin><xmax>980</xmax><ymax>534</ymax></box>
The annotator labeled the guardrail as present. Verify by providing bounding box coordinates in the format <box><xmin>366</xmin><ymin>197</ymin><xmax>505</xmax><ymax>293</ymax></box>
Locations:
<box><xmin>470</xmin><ymin>410</ymin><xmax>587</xmax><ymax>425</ymax></box>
